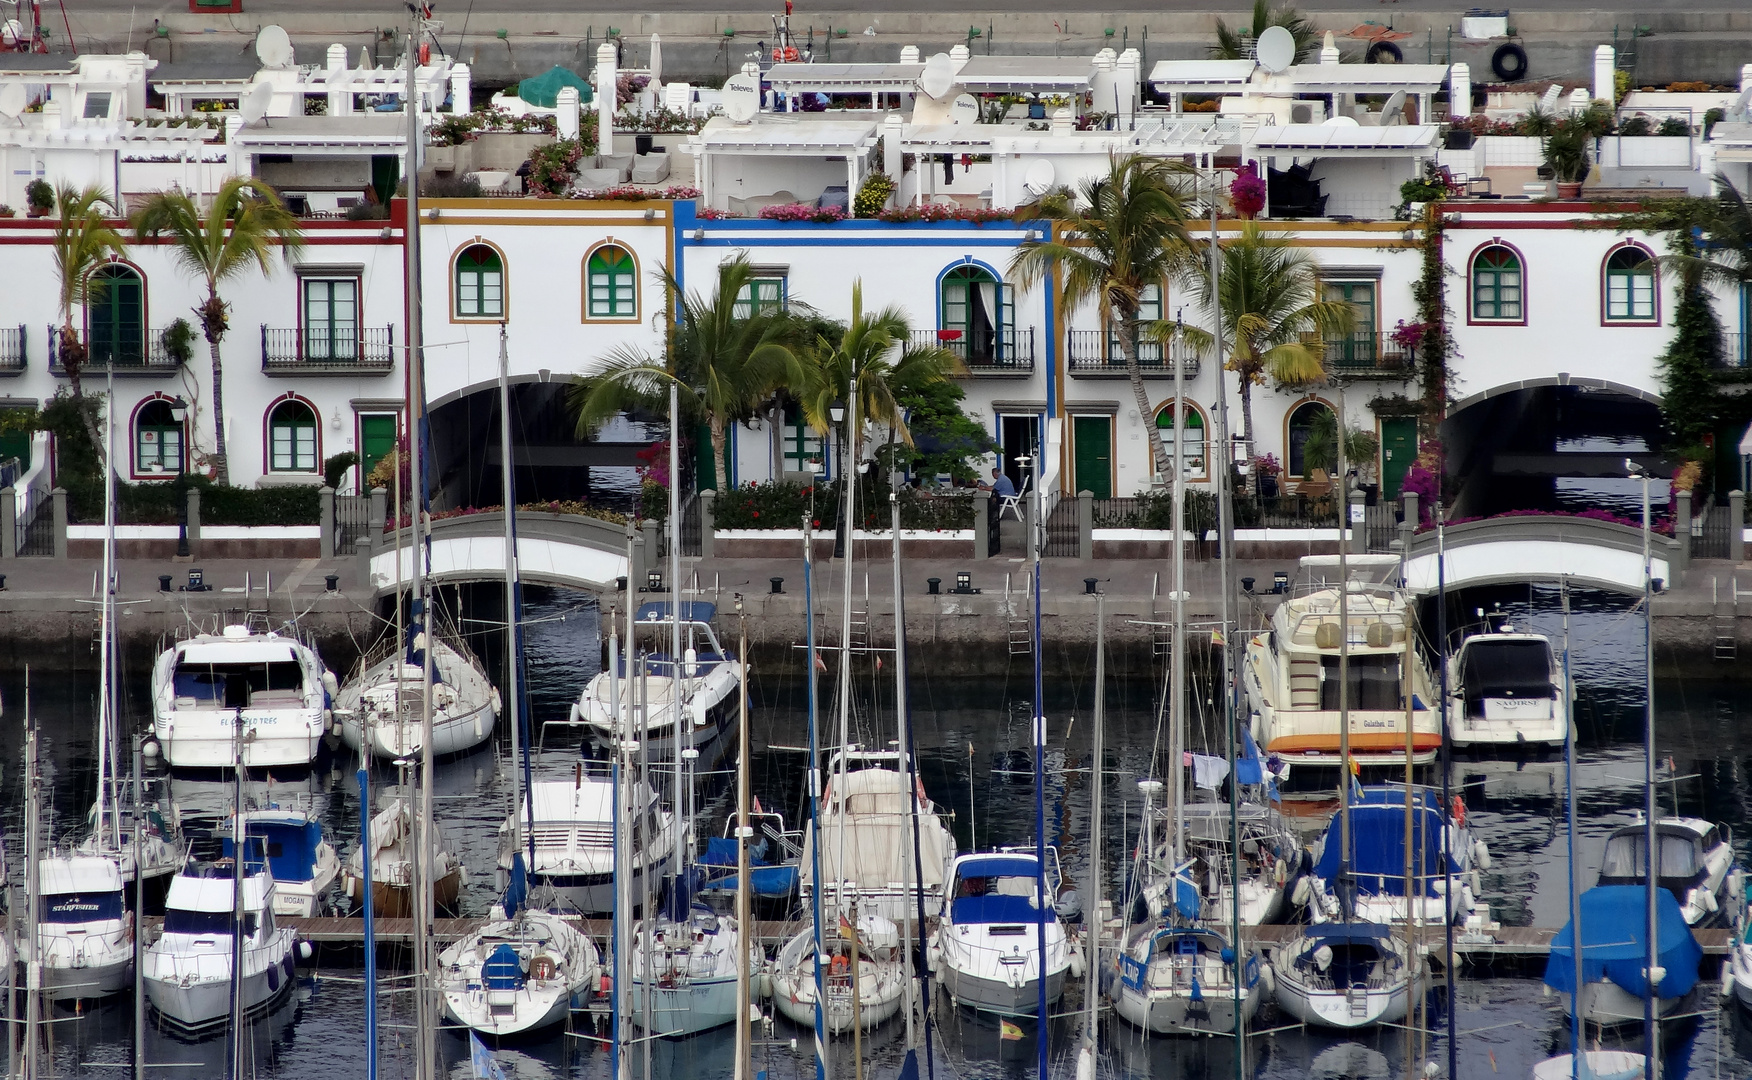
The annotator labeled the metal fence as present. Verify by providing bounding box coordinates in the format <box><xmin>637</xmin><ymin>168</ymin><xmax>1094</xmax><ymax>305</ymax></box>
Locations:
<box><xmin>17</xmin><ymin>504</ymin><xmax>52</xmax><ymax>556</ymax></box>
<box><xmin>678</xmin><ymin>492</ymin><xmax>703</xmax><ymax>557</ymax></box>
<box><xmin>335</xmin><ymin>494</ymin><xmax>375</xmax><ymax>554</ymax></box>
<box><xmin>1043</xmin><ymin>498</ymin><xmax>1079</xmax><ymax>557</ymax></box>
<box><xmin>986</xmin><ymin>493</ymin><xmax>1002</xmax><ymax>555</ymax></box>
<box><xmin>1692</xmin><ymin>496</ymin><xmax>1733</xmax><ymax>560</ymax></box>
<box><xmin>1364</xmin><ymin>500</ymin><xmax>1401</xmax><ymax>553</ymax></box>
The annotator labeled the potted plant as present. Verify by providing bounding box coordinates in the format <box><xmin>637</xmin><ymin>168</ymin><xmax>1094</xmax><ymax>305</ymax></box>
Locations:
<box><xmin>0</xmin><ymin>205</ymin><xmax>14</xmax><ymax>218</ymax></box>
<box><xmin>1543</xmin><ymin>119</ymin><xmax>1591</xmax><ymax>197</ymax></box>
<box><xmin>1253</xmin><ymin>453</ymin><xmax>1283</xmax><ymax>498</ymax></box>
<box><xmin>25</xmin><ymin>179</ymin><xmax>52</xmax><ymax>218</ymax></box>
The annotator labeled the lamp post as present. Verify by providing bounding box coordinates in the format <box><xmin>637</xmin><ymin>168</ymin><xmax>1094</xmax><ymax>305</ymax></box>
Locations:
<box><xmin>170</xmin><ymin>397</ymin><xmax>190</xmax><ymax>558</ymax></box>
<box><xmin>1628</xmin><ymin>457</ymin><xmax>1658</xmax><ymax>1078</ymax></box>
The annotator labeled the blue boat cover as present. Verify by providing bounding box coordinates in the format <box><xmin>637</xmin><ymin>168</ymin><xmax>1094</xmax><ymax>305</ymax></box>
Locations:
<box><xmin>636</xmin><ymin>601</ymin><xmax>717</xmax><ymax>625</ymax></box>
<box><xmin>502</xmin><ymin>852</ymin><xmax>528</xmax><ymax>918</ymax></box>
<box><xmin>699</xmin><ymin>837</ymin><xmax>745</xmax><ymax>866</ymax></box>
<box><xmin>1301</xmin><ymin>922</ymin><xmax>1392</xmax><ymax>945</ymax></box>
<box><xmin>225</xmin><ymin>817</ymin><xmax>322</xmax><ymax>885</ymax></box>
<box><xmin>1544</xmin><ymin>885</ymin><xmax>1701</xmax><ymax>1000</ymax></box>
<box><xmin>1312</xmin><ymin>788</ymin><xmax>1462</xmax><ymax>894</ymax></box>
<box><xmin>482</xmin><ymin>943</ymin><xmax>524</xmax><ymax>991</ymax></box>
<box><xmin>950</xmin><ymin>894</ymin><xmax>1054</xmax><ymax>925</ymax></box>
<box><xmin>956</xmin><ymin>856</ymin><xmax>1038</xmax><ymax>879</ymax></box>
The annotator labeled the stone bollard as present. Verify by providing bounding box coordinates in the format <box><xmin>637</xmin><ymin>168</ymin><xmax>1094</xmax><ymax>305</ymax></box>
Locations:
<box><xmin>699</xmin><ymin>489</ymin><xmax>716</xmax><ymax>560</ymax></box>
<box><xmin>1346</xmin><ymin>487</ymin><xmax>1365</xmax><ymax>553</ymax></box>
<box><xmin>319</xmin><ymin>485</ymin><xmax>336</xmax><ymax>560</ymax></box>
<box><xmin>51</xmin><ymin>487</ymin><xmax>67</xmax><ymax>560</ymax></box>
<box><xmin>1400</xmin><ymin>490</ymin><xmax>1419</xmax><ymax>552</ymax></box>
<box><xmin>186</xmin><ymin>485</ymin><xmax>202</xmax><ymax>560</ymax></box>
<box><xmin>1076</xmin><ymin>490</ymin><xmax>1094</xmax><ymax>561</ymax></box>
<box><xmin>368</xmin><ymin>487</ymin><xmax>388</xmax><ymax>550</ymax></box>
<box><xmin>1674</xmin><ymin>488</ymin><xmax>1692</xmax><ymax>576</ymax></box>
<box><xmin>1</xmin><ymin>486</ymin><xmax>14</xmax><ymax>559</ymax></box>
<box><xmin>974</xmin><ymin>489</ymin><xmax>992</xmax><ymax>560</ymax></box>
<box><xmin>1732</xmin><ymin>490</ymin><xmax>1746</xmax><ymax>563</ymax></box>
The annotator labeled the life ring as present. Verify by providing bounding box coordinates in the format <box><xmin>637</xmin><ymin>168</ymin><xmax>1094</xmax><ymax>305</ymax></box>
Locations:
<box><xmin>1365</xmin><ymin>41</ymin><xmax>1402</xmax><ymax>64</ymax></box>
<box><xmin>1491</xmin><ymin>43</ymin><xmax>1528</xmax><ymax>82</ymax></box>
<box><xmin>419</xmin><ymin>41</ymin><xmax>431</xmax><ymax>66</ymax></box>
<box><xmin>1451</xmin><ymin>795</ymin><xmax>1467</xmax><ymax>826</ymax></box>
<box><xmin>530</xmin><ymin>955</ymin><xmax>559</xmax><ymax>981</ymax></box>
<box><xmin>830</xmin><ymin>954</ymin><xmax>850</xmax><ymax>976</ymax></box>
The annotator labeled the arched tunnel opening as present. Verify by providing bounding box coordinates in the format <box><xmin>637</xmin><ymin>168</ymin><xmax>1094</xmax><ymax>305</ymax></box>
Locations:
<box><xmin>1439</xmin><ymin>383</ymin><xmax>1672</xmax><ymax>520</ymax></box>
<box><xmin>427</xmin><ymin>381</ymin><xmax>664</xmax><ymax>512</ymax></box>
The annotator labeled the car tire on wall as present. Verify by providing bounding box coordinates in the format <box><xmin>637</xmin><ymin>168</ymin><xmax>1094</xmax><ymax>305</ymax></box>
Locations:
<box><xmin>1366</xmin><ymin>40</ymin><xmax>1403</xmax><ymax>64</ymax></box>
<box><xmin>1491</xmin><ymin>42</ymin><xmax>1528</xmax><ymax>82</ymax></box>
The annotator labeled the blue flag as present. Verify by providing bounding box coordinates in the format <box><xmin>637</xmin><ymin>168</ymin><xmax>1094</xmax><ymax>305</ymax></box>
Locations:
<box><xmin>471</xmin><ymin>1032</ymin><xmax>506</xmax><ymax>1080</ymax></box>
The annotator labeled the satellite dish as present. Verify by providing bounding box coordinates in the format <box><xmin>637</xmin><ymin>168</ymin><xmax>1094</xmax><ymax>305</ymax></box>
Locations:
<box><xmin>1023</xmin><ymin>159</ymin><xmax>1055</xmax><ymax>197</ymax></box>
<box><xmin>239</xmin><ymin>82</ymin><xmax>273</xmax><ymax>125</ymax></box>
<box><xmin>722</xmin><ymin>73</ymin><xmax>760</xmax><ymax>123</ymax></box>
<box><xmin>949</xmin><ymin>93</ymin><xmax>979</xmax><ymax>125</ymax></box>
<box><xmin>918</xmin><ymin>53</ymin><xmax>955</xmax><ymax>100</ymax></box>
<box><xmin>1380</xmin><ymin>89</ymin><xmax>1406</xmax><ymax>126</ymax></box>
<box><xmin>255</xmin><ymin>25</ymin><xmax>295</xmax><ymax>70</ymax></box>
<box><xmin>1321</xmin><ymin>114</ymin><xmax>1360</xmax><ymax>128</ymax></box>
<box><xmin>0</xmin><ymin>84</ymin><xmax>25</xmax><ymax>121</ymax></box>
<box><xmin>1255</xmin><ymin>26</ymin><xmax>1296</xmax><ymax>74</ymax></box>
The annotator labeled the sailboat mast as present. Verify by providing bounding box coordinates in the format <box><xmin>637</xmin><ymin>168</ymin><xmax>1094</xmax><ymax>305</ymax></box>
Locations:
<box><xmin>132</xmin><ymin>739</ymin><xmax>146</xmax><ymax>1080</ymax></box>
<box><xmin>22</xmin><ymin>677</ymin><xmax>39</xmax><ymax>1080</ymax></box>
<box><xmin>835</xmin><ymin>377</ymin><xmax>856</xmax><ymax>920</ymax></box>
<box><xmin>889</xmin><ymin>489</ymin><xmax>917</xmax><ymax>1050</ymax></box>
<box><xmin>669</xmin><ymin>381</ymin><xmax>686</xmax><ymax>897</ymax></box>
<box><xmin>102</xmin><ymin>367</ymin><xmax>119</xmax><ymax>850</ymax></box>
<box><xmin>1562</xmin><ymin>580</ymin><xmax>1584</xmax><ymax>1076</ymax></box>
<box><xmin>1082</xmin><ymin>594</ymin><xmax>1105</xmax><ymax>1052</ymax></box>
<box><xmin>402</xmin><ymin>11</ymin><xmax>436</xmax><ymax>1080</ymax></box>
<box><xmin>734</xmin><ymin>610</ymin><xmax>753</xmax><ymax>1080</ymax></box>
<box><xmin>803</xmin><ymin>521</ymin><xmax>831</xmax><ymax>1080</ymax></box>
<box><xmin>229</xmin><ymin>721</ymin><xmax>247</xmax><ymax>1079</ymax></box>
<box><xmin>1030</xmin><ymin>455</ymin><xmax>1048</xmax><ymax>1080</ymax></box>
<box><xmin>1168</xmin><ymin>294</ymin><xmax>1186</xmax><ymax>869</ymax></box>
<box><xmin>499</xmin><ymin>325</ymin><xmax>524</xmax><ymax>857</ymax></box>
<box><xmin>1638</xmin><ymin>468</ymin><xmax>1658</xmax><ymax>1075</ymax></box>
<box><xmin>1436</xmin><ymin>510</ymin><xmax>1456</xmax><ymax>1080</ymax></box>
<box><xmin>1335</xmin><ymin>382</ymin><xmax>1352</xmax><ymax>914</ymax></box>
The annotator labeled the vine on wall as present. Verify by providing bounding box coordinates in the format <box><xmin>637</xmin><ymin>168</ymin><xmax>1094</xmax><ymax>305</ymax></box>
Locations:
<box><xmin>1411</xmin><ymin>201</ymin><xmax>1456</xmax><ymax>429</ymax></box>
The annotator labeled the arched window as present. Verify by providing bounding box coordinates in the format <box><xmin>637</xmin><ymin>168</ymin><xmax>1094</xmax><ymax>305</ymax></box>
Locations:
<box><xmin>454</xmin><ymin>244</ymin><xmax>504</xmax><ymax>319</ymax></box>
<box><xmin>1153</xmin><ymin>401</ymin><xmax>1207</xmax><ymax>482</ymax></box>
<box><xmin>268</xmin><ymin>399</ymin><xmax>318</xmax><ymax>473</ymax></box>
<box><xmin>88</xmin><ymin>264</ymin><xmax>144</xmax><ymax>366</ymax></box>
<box><xmin>134</xmin><ymin>398</ymin><xmax>183</xmax><ymax>475</ymax></box>
<box><xmin>1287</xmin><ymin>400</ymin><xmax>1333</xmax><ymax>479</ymax></box>
<box><xmin>940</xmin><ymin>264</ymin><xmax>1015</xmax><ymax>365</ymax></box>
<box><xmin>1471</xmin><ymin>245</ymin><xmax>1523</xmax><ymax>322</ymax></box>
<box><xmin>1604</xmin><ymin>246</ymin><xmax>1656</xmax><ymax>322</ymax></box>
<box><xmin>586</xmin><ymin>245</ymin><xmax>637</xmax><ymax>319</ymax></box>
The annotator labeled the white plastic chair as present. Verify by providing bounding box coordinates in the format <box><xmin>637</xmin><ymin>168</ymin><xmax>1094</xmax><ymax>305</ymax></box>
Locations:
<box><xmin>998</xmin><ymin>472</ymin><xmax>1030</xmax><ymax>521</ymax></box>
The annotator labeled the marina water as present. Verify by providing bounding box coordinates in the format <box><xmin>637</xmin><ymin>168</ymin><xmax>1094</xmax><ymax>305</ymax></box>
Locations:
<box><xmin>3</xmin><ymin>583</ymin><xmax>1750</xmax><ymax>1079</ymax></box>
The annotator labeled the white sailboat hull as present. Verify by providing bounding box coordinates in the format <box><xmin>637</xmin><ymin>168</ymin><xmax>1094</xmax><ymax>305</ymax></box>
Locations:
<box><xmin>438</xmin><ymin>911</ymin><xmax>601</xmax><ymax>1039</ymax></box>
<box><xmin>627</xmin><ymin>975</ymin><xmax>740</xmax><ymax>1037</ymax></box>
<box><xmin>1112</xmin><ymin>980</ymin><xmax>1260</xmax><ymax>1036</ymax></box>
<box><xmin>1564</xmin><ymin>981</ymin><xmax>1703</xmax><ymax>1027</ymax></box>
<box><xmin>769</xmin><ymin>928</ymin><xmax>909</xmax><ymax>1035</ymax></box>
<box><xmin>1272</xmin><ymin>971</ymin><xmax>1410</xmax><ymax>1029</ymax></box>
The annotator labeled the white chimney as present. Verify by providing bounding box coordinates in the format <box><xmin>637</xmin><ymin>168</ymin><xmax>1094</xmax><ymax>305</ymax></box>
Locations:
<box><xmin>557</xmin><ymin>85</ymin><xmax>580</xmax><ymax>139</ymax></box>
<box><xmin>450</xmin><ymin>63</ymin><xmax>471</xmax><ymax>115</ymax></box>
<box><xmin>596</xmin><ymin>42</ymin><xmax>617</xmax><ymax>156</ymax></box>
<box><xmin>899</xmin><ymin>45</ymin><xmax>919</xmax><ymax>64</ymax></box>
<box><xmin>1593</xmin><ymin>45</ymin><xmax>1615</xmax><ymax>103</ymax></box>
<box><xmin>1449</xmin><ymin>63</ymin><xmax>1471</xmax><ymax>118</ymax></box>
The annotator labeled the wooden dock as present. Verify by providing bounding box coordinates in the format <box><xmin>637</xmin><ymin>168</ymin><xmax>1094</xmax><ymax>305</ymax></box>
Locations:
<box><xmin>142</xmin><ymin>918</ymin><xmax>1733</xmax><ymax>961</ymax></box>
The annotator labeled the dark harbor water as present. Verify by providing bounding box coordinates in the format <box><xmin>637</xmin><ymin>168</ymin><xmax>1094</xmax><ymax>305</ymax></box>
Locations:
<box><xmin>2</xmin><ymin>579</ymin><xmax>1749</xmax><ymax>1079</ymax></box>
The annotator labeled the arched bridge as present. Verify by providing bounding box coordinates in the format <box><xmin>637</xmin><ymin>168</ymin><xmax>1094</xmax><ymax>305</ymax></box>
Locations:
<box><xmin>1400</xmin><ymin>515</ymin><xmax>1679</xmax><ymax>596</ymax></box>
<box><xmin>366</xmin><ymin>510</ymin><xmax>633</xmax><ymax>595</ymax></box>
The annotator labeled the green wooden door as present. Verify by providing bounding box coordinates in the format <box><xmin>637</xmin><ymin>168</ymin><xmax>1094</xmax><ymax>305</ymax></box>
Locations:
<box><xmin>360</xmin><ymin>414</ymin><xmax>397</xmax><ymax>490</ymax></box>
<box><xmin>89</xmin><ymin>266</ymin><xmax>143</xmax><ymax>366</ymax></box>
<box><xmin>1380</xmin><ymin>417</ymin><xmax>1418</xmax><ymax>499</ymax></box>
<box><xmin>1073</xmin><ymin>415</ymin><xmax>1112</xmax><ymax>499</ymax></box>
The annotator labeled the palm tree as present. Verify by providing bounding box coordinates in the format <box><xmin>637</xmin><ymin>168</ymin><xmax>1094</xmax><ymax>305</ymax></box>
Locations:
<box><xmin>1174</xmin><ymin>222</ymin><xmax>1355</xmax><ymax>474</ymax></box>
<box><xmin>569</xmin><ymin>255</ymin><xmax>803</xmax><ymax>493</ymax></box>
<box><xmin>1213</xmin><ymin>0</ymin><xmax>1317</xmax><ymax>62</ymax></box>
<box><xmin>1009</xmin><ymin>155</ymin><xmax>1196</xmax><ymax>477</ymax></box>
<box><xmin>132</xmin><ymin>178</ymin><xmax>304</xmax><ymax>485</ymax></box>
<box><xmin>51</xmin><ymin>184</ymin><xmax>128</xmax><ymax>454</ymax></box>
<box><xmin>798</xmin><ymin>283</ymin><xmax>963</xmax><ymax>468</ymax></box>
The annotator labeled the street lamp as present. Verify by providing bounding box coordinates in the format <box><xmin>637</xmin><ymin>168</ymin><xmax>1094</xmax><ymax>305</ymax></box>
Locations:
<box><xmin>830</xmin><ymin>397</ymin><xmax>849</xmax><ymax>558</ymax></box>
<box><xmin>171</xmin><ymin>397</ymin><xmax>191</xmax><ymax>558</ymax></box>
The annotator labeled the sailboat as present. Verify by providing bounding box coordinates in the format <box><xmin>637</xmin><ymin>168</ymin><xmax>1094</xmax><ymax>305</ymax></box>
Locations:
<box><xmin>571</xmin><ymin>601</ymin><xmax>741</xmax><ymax>759</ymax></box>
<box><xmin>343</xmin><ymin>797</ymin><xmax>464</xmax><ymax>917</ymax></box>
<box><xmin>1302</xmin><ymin>785</ymin><xmax>1489</xmax><ymax>928</ymax></box>
<box><xmin>436</xmin><ymin>904</ymin><xmax>602</xmax><ymax>1038</ymax></box>
<box><xmin>934</xmin><ymin>849</ymin><xmax>1073</xmax><ymax>1016</ymax></box>
<box><xmin>625</xmin><ymin>383</ymin><xmax>759</xmax><ymax>1039</ymax></box>
<box><xmin>335</xmin><ymin>613</ymin><xmax>500</xmax><ymax>760</ymax></box>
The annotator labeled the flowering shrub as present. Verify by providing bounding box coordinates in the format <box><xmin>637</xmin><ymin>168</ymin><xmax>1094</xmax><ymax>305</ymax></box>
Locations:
<box><xmin>573</xmin><ymin>184</ymin><xmax>701</xmax><ymax>201</ymax></box>
<box><xmin>614</xmin><ymin>105</ymin><xmax>708</xmax><ymax>133</ymax></box>
<box><xmin>853</xmin><ymin>173</ymin><xmax>898</xmax><ymax>218</ymax></box>
<box><xmin>1427</xmin><ymin>508</ymin><xmax>1675</xmax><ymax>536</ymax></box>
<box><xmin>615</xmin><ymin>73</ymin><xmax>651</xmax><ymax>109</ymax></box>
<box><xmin>1251</xmin><ymin>453</ymin><xmax>1282</xmax><ymax>478</ymax></box>
<box><xmin>875</xmin><ymin>204</ymin><xmax>1011</xmax><ymax>224</ymax></box>
<box><xmin>527</xmin><ymin>138</ymin><xmax>586</xmax><ymax>196</ymax></box>
<box><xmin>636</xmin><ymin>440</ymin><xmax>671</xmax><ymax>488</ymax></box>
<box><xmin>695</xmin><ymin>208</ymin><xmax>733</xmax><ymax>219</ymax></box>
<box><xmin>1230</xmin><ymin>162</ymin><xmax>1266</xmax><ymax>217</ymax></box>
<box><xmin>1390</xmin><ymin>319</ymin><xmax>1430</xmax><ymax>350</ymax></box>
<box><xmin>758</xmin><ymin>202</ymin><xmax>846</xmax><ymax>223</ymax></box>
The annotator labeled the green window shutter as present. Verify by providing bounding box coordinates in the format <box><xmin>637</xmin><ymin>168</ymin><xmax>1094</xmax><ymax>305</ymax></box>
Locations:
<box><xmin>360</xmin><ymin>414</ymin><xmax>397</xmax><ymax>485</ymax></box>
<box><xmin>270</xmin><ymin>401</ymin><xmax>318</xmax><ymax>472</ymax></box>
<box><xmin>456</xmin><ymin>246</ymin><xmax>504</xmax><ymax>318</ymax></box>
<box><xmin>1472</xmin><ymin>247</ymin><xmax>1522</xmax><ymax>320</ymax></box>
<box><xmin>589</xmin><ymin>246</ymin><xmax>636</xmax><ymax>317</ymax></box>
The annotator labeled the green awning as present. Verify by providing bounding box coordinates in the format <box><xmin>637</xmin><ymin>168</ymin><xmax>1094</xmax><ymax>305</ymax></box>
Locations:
<box><xmin>518</xmin><ymin>66</ymin><xmax>594</xmax><ymax>108</ymax></box>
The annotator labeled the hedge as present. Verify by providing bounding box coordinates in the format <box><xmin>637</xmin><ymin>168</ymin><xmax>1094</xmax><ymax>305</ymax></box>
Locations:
<box><xmin>68</xmin><ymin>477</ymin><xmax>321</xmax><ymax>526</ymax></box>
<box><xmin>713</xmin><ymin>480</ymin><xmax>975</xmax><ymax>531</ymax></box>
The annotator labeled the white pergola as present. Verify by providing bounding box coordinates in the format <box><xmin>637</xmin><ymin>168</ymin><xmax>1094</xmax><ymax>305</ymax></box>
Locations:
<box><xmin>686</xmin><ymin>116</ymin><xmax>878</xmax><ymax>212</ymax></box>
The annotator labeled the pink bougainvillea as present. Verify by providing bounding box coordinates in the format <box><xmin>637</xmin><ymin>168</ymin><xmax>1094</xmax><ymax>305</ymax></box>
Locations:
<box><xmin>1230</xmin><ymin>162</ymin><xmax>1266</xmax><ymax>218</ymax></box>
<box><xmin>758</xmin><ymin>202</ymin><xmax>846</xmax><ymax>223</ymax></box>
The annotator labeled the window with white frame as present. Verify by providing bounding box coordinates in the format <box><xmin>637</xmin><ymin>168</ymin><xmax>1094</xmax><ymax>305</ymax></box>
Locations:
<box><xmin>135</xmin><ymin>399</ymin><xmax>183</xmax><ymax>474</ymax></box>
<box><xmin>455</xmin><ymin>244</ymin><xmax>505</xmax><ymax>319</ymax></box>
<box><xmin>1153</xmin><ymin>402</ymin><xmax>1207</xmax><ymax>481</ymax></box>
<box><xmin>1604</xmin><ymin>247</ymin><xmax>1656</xmax><ymax>322</ymax></box>
<box><xmin>733</xmin><ymin>276</ymin><xmax>787</xmax><ymax>318</ymax></box>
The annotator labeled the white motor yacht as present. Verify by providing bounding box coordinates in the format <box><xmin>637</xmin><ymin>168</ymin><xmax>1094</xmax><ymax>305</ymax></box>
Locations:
<box><xmin>770</xmin><ymin>914</ymin><xmax>909</xmax><ymax>1035</ymax></box>
<box><xmin>1241</xmin><ymin>555</ymin><xmax>1440</xmax><ymax>796</ymax></box>
<box><xmin>150</xmin><ymin>625</ymin><xmax>335</xmax><ymax>769</ymax></box>
<box><xmin>141</xmin><ymin>855</ymin><xmax>300</xmax><ymax>1032</ymax></box>
<box><xmin>1447</xmin><ymin>627</ymin><xmax>1568</xmax><ymax>749</ymax></box>
<box><xmin>34</xmin><ymin>854</ymin><xmax>132</xmax><ymax>1002</ymax></box>
<box><xmin>799</xmin><ymin>751</ymin><xmax>957</xmax><ymax>924</ymax></box>
<box><xmin>438</xmin><ymin>908</ymin><xmax>601</xmax><ymax>1038</ymax></box>
<box><xmin>572</xmin><ymin>602</ymin><xmax>739</xmax><ymax>758</ymax></box>
<box><xmin>932</xmin><ymin>850</ymin><xmax>1073</xmax><ymax>1017</ymax></box>
<box><xmin>342</xmin><ymin>798</ymin><xmax>464</xmax><ymax>918</ymax></box>
<box><xmin>228</xmin><ymin>804</ymin><xmax>340</xmax><ymax>918</ymax></box>
<box><xmin>497</xmin><ymin>770</ymin><xmax>676</xmax><ymax>915</ymax></box>
<box><xmin>1596</xmin><ymin>815</ymin><xmax>1736</xmax><ymax>927</ymax></box>
<box><xmin>336</xmin><ymin>621</ymin><xmax>499</xmax><ymax>760</ymax></box>
<box><xmin>1270</xmin><ymin>923</ymin><xmax>1418</xmax><ymax>1029</ymax></box>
